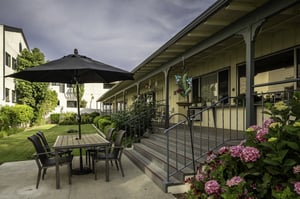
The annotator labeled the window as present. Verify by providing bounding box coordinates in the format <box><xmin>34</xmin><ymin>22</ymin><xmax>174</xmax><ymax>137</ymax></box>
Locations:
<box><xmin>12</xmin><ymin>58</ymin><xmax>17</xmax><ymax>70</ymax></box>
<box><xmin>59</xmin><ymin>84</ymin><xmax>65</xmax><ymax>93</ymax></box>
<box><xmin>67</xmin><ymin>101</ymin><xmax>77</xmax><ymax>107</ymax></box>
<box><xmin>12</xmin><ymin>90</ymin><xmax>16</xmax><ymax>103</ymax></box>
<box><xmin>192</xmin><ymin>69</ymin><xmax>229</xmax><ymax>104</ymax></box>
<box><xmin>5</xmin><ymin>88</ymin><xmax>10</xmax><ymax>102</ymax></box>
<box><xmin>51</xmin><ymin>83</ymin><xmax>60</xmax><ymax>86</ymax></box>
<box><xmin>5</xmin><ymin>52</ymin><xmax>11</xmax><ymax>67</ymax></box>
<box><xmin>237</xmin><ymin>49</ymin><xmax>295</xmax><ymax>95</ymax></box>
<box><xmin>67</xmin><ymin>84</ymin><xmax>73</xmax><ymax>88</ymax></box>
<box><xmin>19</xmin><ymin>42</ymin><xmax>22</xmax><ymax>52</ymax></box>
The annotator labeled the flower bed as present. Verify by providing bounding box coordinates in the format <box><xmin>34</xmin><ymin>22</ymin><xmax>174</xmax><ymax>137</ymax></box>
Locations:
<box><xmin>186</xmin><ymin>92</ymin><xmax>300</xmax><ymax>198</ymax></box>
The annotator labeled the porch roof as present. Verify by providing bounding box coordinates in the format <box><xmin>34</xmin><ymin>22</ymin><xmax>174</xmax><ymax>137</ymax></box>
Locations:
<box><xmin>98</xmin><ymin>0</ymin><xmax>300</xmax><ymax>102</ymax></box>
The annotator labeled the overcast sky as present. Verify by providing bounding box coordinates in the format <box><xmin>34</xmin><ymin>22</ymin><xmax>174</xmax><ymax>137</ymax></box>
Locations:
<box><xmin>0</xmin><ymin>0</ymin><xmax>216</xmax><ymax>71</ymax></box>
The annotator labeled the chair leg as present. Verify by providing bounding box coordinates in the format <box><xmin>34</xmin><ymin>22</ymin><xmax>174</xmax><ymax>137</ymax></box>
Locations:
<box><xmin>118</xmin><ymin>160</ymin><xmax>125</xmax><ymax>177</ymax></box>
<box><xmin>42</xmin><ymin>168</ymin><xmax>47</xmax><ymax>180</ymax></box>
<box><xmin>85</xmin><ymin>151</ymin><xmax>88</xmax><ymax>165</ymax></box>
<box><xmin>115</xmin><ymin>160</ymin><xmax>119</xmax><ymax>170</ymax></box>
<box><xmin>93</xmin><ymin>159</ymin><xmax>97</xmax><ymax>180</ymax></box>
<box><xmin>88</xmin><ymin>152</ymin><xmax>92</xmax><ymax>168</ymax></box>
<box><xmin>69</xmin><ymin>162</ymin><xmax>72</xmax><ymax>184</ymax></box>
<box><xmin>36</xmin><ymin>168</ymin><xmax>42</xmax><ymax>189</ymax></box>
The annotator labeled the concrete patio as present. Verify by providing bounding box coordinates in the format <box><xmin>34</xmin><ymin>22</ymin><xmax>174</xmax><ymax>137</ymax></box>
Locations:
<box><xmin>0</xmin><ymin>153</ymin><xmax>176</xmax><ymax>199</ymax></box>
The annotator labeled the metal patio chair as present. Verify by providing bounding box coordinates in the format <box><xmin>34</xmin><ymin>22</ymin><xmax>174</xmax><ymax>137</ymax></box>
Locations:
<box><xmin>85</xmin><ymin>128</ymin><xmax>115</xmax><ymax>167</ymax></box>
<box><xmin>92</xmin><ymin>130</ymin><xmax>126</xmax><ymax>180</ymax></box>
<box><xmin>28</xmin><ymin>134</ymin><xmax>73</xmax><ymax>189</ymax></box>
<box><xmin>36</xmin><ymin>131</ymin><xmax>72</xmax><ymax>157</ymax></box>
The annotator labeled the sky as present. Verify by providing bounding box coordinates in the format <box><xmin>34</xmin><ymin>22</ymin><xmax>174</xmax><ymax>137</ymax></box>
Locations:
<box><xmin>0</xmin><ymin>0</ymin><xmax>216</xmax><ymax>71</ymax></box>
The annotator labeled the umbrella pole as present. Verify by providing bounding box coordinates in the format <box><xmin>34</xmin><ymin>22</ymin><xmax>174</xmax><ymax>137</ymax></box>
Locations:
<box><xmin>76</xmin><ymin>82</ymin><xmax>82</xmax><ymax>139</ymax></box>
<box><xmin>76</xmin><ymin>82</ymin><xmax>84</xmax><ymax>171</ymax></box>
<box><xmin>72</xmin><ymin>82</ymin><xmax>92</xmax><ymax>175</ymax></box>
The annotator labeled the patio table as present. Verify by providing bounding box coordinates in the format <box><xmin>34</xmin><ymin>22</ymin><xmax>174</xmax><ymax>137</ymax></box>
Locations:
<box><xmin>53</xmin><ymin>133</ymin><xmax>110</xmax><ymax>189</ymax></box>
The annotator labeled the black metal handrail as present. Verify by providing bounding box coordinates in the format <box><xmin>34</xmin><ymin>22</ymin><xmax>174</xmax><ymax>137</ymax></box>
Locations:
<box><xmin>164</xmin><ymin>96</ymin><xmax>246</xmax><ymax>183</ymax></box>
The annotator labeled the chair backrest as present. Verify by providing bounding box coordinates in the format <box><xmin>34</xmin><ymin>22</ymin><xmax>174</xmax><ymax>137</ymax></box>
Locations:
<box><xmin>106</xmin><ymin>128</ymin><xmax>115</xmax><ymax>141</ymax></box>
<box><xmin>111</xmin><ymin>130</ymin><xmax>126</xmax><ymax>157</ymax></box>
<box><xmin>28</xmin><ymin>134</ymin><xmax>49</xmax><ymax>165</ymax></box>
<box><xmin>36</xmin><ymin>131</ymin><xmax>51</xmax><ymax>153</ymax></box>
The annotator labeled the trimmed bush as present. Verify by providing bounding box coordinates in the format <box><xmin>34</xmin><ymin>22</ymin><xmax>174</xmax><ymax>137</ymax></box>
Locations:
<box><xmin>97</xmin><ymin>118</ymin><xmax>112</xmax><ymax>132</ymax></box>
<box><xmin>81</xmin><ymin>113</ymin><xmax>93</xmax><ymax>124</ymax></box>
<box><xmin>59</xmin><ymin>112</ymin><xmax>77</xmax><ymax>125</ymax></box>
<box><xmin>50</xmin><ymin>113</ymin><xmax>60</xmax><ymax>124</ymax></box>
<box><xmin>0</xmin><ymin>105</ymin><xmax>33</xmax><ymax>128</ymax></box>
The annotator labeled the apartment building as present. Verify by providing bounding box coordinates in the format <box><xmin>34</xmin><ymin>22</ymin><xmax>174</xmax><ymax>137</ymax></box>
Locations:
<box><xmin>0</xmin><ymin>24</ymin><xmax>29</xmax><ymax>106</ymax></box>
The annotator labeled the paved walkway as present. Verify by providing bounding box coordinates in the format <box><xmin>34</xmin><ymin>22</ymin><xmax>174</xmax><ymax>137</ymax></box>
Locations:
<box><xmin>0</xmin><ymin>154</ymin><xmax>176</xmax><ymax>199</ymax></box>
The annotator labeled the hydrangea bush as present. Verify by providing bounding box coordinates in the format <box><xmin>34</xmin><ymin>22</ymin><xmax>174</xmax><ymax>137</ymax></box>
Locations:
<box><xmin>186</xmin><ymin>92</ymin><xmax>300</xmax><ymax>198</ymax></box>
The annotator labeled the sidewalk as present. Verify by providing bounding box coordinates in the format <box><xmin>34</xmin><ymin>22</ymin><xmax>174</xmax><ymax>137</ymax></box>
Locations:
<box><xmin>0</xmin><ymin>154</ymin><xmax>176</xmax><ymax>199</ymax></box>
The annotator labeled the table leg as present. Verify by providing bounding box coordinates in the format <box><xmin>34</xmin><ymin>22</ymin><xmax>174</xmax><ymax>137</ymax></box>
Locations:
<box><xmin>105</xmin><ymin>146</ymin><xmax>109</xmax><ymax>182</ymax></box>
<box><xmin>55</xmin><ymin>150</ymin><xmax>60</xmax><ymax>189</ymax></box>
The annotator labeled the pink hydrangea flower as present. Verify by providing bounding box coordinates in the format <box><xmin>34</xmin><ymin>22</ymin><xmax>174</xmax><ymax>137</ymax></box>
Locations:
<box><xmin>256</xmin><ymin>128</ymin><xmax>268</xmax><ymax>142</ymax></box>
<box><xmin>206</xmin><ymin>151</ymin><xmax>217</xmax><ymax>162</ymax></box>
<box><xmin>248</xmin><ymin>125</ymin><xmax>261</xmax><ymax>131</ymax></box>
<box><xmin>293</xmin><ymin>165</ymin><xmax>300</xmax><ymax>174</ymax></box>
<box><xmin>226</xmin><ymin>176</ymin><xmax>244</xmax><ymax>187</ymax></box>
<box><xmin>240</xmin><ymin>146</ymin><xmax>260</xmax><ymax>162</ymax></box>
<box><xmin>263</xmin><ymin>118</ymin><xmax>274</xmax><ymax>128</ymax></box>
<box><xmin>195</xmin><ymin>171</ymin><xmax>206</xmax><ymax>182</ymax></box>
<box><xmin>205</xmin><ymin>180</ymin><xmax>220</xmax><ymax>195</ymax></box>
<box><xmin>294</xmin><ymin>182</ymin><xmax>300</xmax><ymax>195</ymax></box>
<box><xmin>229</xmin><ymin>145</ymin><xmax>244</xmax><ymax>158</ymax></box>
<box><xmin>218</xmin><ymin>146</ymin><xmax>229</xmax><ymax>154</ymax></box>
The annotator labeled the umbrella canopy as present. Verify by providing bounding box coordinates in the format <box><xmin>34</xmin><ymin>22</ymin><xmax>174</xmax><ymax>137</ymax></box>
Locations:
<box><xmin>7</xmin><ymin>49</ymin><xmax>134</xmax><ymax>84</ymax></box>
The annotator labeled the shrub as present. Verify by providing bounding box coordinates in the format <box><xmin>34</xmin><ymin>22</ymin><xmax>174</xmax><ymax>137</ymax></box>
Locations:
<box><xmin>12</xmin><ymin>105</ymin><xmax>34</xmax><ymax>126</ymax></box>
<box><xmin>89</xmin><ymin>111</ymin><xmax>100</xmax><ymax>118</ymax></box>
<box><xmin>50</xmin><ymin>113</ymin><xmax>60</xmax><ymax>124</ymax></box>
<box><xmin>186</xmin><ymin>93</ymin><xmax>300</xmax><ymax>198</ymax></box>
<box><xmin>81</xmin><ymin>113</ymin><xmax>93</xmax><ymax>124</ymax></box>
<box><xmin>97</xmin><ymin>118</ymin><xmax>112</xmax><ymax>132</ymax></box>
<box><xmin>0</xmin><ymin>105</ymin><xmax>33</xmax><ymax>128</ymax></box>
<box><xmin>59</xmin><ymin>112</ymin><xmax>77</xmax><ymax>125</ymax></box>
<box><xmin>93</xmin><ymin>116</ymin><xmax>102</xmax><ymax>128</ymax></box>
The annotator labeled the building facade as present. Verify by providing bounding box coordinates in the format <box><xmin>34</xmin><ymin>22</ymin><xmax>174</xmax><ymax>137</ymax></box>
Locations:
<box><xmin>50</xmin><ymin>82</ymin><xmax>113</xmax><ymax>114</ymax></box>
<box><xmin>0</xmin><ymin>24</ymin><xmax>29</xmax><ymax>106</ymax></box>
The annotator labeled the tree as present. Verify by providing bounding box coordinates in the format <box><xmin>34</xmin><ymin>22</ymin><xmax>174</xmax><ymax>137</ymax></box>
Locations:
<box><xmin>16</xmin><ymin>48</ymin><xmax>58</xmax><ymax>124</ymax></box>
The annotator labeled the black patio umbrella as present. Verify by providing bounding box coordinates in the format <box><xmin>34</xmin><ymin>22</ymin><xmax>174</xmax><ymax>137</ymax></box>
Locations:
<box><xmin>6</xmin><ymin>49</ymin><xmax>134</xmax><ymax>173</ymax></box>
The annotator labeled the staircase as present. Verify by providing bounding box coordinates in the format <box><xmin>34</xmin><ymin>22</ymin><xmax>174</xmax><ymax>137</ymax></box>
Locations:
<box><xmin>125</xmin><ymin>124</ymin><xmax>245</xmax><ymax>193</ymax></box>
<box><xmin>124</xmin><ymin>129</ymin><xmax>190</xmax><ymax>193</ymax></box>
<box><xmin>124</xmin><ymin>97</ymin><xmax>247</xmax><ymax>193</ymax></box>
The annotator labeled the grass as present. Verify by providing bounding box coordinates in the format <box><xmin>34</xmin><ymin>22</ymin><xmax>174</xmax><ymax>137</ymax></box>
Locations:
<box><xmin>0</xmin><ymin>124</ymin><xmax>97</xmax><ymax>164</ymax></box>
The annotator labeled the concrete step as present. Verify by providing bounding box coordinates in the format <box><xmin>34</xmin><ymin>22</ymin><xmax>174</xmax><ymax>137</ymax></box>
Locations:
<box><xmin>125</xmin><ymin>128</ymin><xmax>245</xmax><ymax>193</ymax></box>
<box><xmin>133</xmin><ymin>143</ymin><xmax>195</xmax><ymax>179</ymax></box>
<box><xmin>124</xmin><ymin>148</ymin><xmax>182</xmax><ymax>192</ymax></box>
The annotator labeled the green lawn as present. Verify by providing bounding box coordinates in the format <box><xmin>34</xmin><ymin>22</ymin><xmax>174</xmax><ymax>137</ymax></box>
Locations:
<box><xmin>0</xmin><ymin>124</ymin><xmax>97</xmax><ymax>164</ymax></box>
